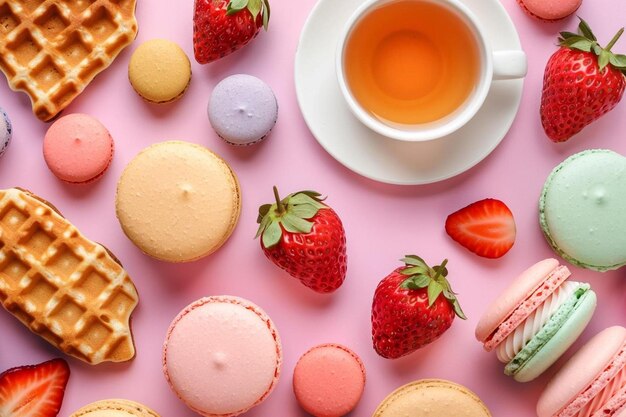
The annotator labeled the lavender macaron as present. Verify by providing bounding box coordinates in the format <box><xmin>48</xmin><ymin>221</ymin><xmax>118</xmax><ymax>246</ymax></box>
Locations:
<box><xmin>0</xmin><ymin>108</ymin><xmax>12</xmax><ymax>158</ymax></box>
<box><xmin>208</xmin><ymin>74</ymin><xmax>278</xmax><ymax>146</ymax></box>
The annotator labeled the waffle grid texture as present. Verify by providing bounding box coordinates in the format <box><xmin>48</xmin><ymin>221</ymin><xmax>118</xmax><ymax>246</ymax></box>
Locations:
<box><xmin>0</xmin><ymin>188</ymin><xmax>138</xmax><ymax>364</ymax></box>
<box><xmin>0</xmin><ymin>0</ymin><xmax>138</xmax><ymax>121</ymax></box>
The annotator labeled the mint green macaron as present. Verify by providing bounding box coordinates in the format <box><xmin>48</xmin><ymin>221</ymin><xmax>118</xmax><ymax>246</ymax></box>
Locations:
<box><xmin>539</xmin><ymin>149</ymin><xmax>626</xmax><ymax>271</ymax></box>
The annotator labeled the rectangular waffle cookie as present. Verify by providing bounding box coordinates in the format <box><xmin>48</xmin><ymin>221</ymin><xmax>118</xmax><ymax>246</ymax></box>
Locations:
<box><xmin>0</xmin><ymin>0</ymin><xmax>138</xmax><ymax>121</ymax></box>
<box><xmin>0</xmin><ymin>188</ymin><xmax>138</xmax><ymax>364</ymax></box>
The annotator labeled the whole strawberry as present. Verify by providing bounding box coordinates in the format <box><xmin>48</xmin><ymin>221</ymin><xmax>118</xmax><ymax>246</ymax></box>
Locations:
<box><xmin>256</xmin><ymin>187</ymin><xmax>347</xmax><ymax>293</ymax></box>
<box><xmin>193</xmin><ymin>0</ymin><xmax>270</xmax><ymax>64</ymax></box>
<box><xmin>541</xmin><ymin>18</ymin><xmax>626</xmax><ymax>142</ymax></box>
<box><xmin>371</xmin><ymin>256</ymin><xmax>466</xmax><ymax>359</ymax></box>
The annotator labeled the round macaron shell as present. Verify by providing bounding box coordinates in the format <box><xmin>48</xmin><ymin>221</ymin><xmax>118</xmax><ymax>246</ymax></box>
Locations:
<box><xmin>129</xmin><ymin>39</ymin><xmax>192</xmax><ymax>103</ymax></box>
<box><xmin>511</xmin><ymin>288</ymin><xmax>596</xmax><ymax>382</ymax></box>
<box><xmin>208</xmin><ymin>74</ymin><xmax>278</xmax><ymax>145</ymax></box>
<box><xmin>163</xmin><ymin>296</ymin><xmax>282</xmax><ymax>417</ymax></box>
<box><xmin>0</xmin><ymin>107</ymin><xmax>11</xmax><ymax>157</ymax></box>
<box><xmin>115</xmin><ymin>141</ymin><xmax>241</xmax><ymax>262</ymax></box>
<box><xmin>517</xmin><ymin>0</ymin><xmax>581</xmax><ymax>20</ymax></box>
<box><xmin>373</xmin><ymin>380</ymin><xmax>491</xmax><ymax>417</ymax></box>
<box><xmin>540</xmin><ymin>150</ymin><xmax>626</xmax><ymax>271</ymax></box>
<box><xmin>70</xmin><ymin>399</ymin><xmax>162</xmax><ymax>417</ymax></box>
<box><xmin>43</xmin><ymin>114</ymin><xmax>114</xmax><ymax>183</ymax></box>
<box><xmin>476</xmin><ymin>259</ymin><xmax>568</xmax><ymax>347</ymax></box>
<box><xmin>537</xmin><ymin>326</ymin><xmax>626</xmax><ymax>417</ymax></box>
<box><xmin>293</xmin><ymin>344</ymin><xmax>365</xmax><ymax>417</ymax></box>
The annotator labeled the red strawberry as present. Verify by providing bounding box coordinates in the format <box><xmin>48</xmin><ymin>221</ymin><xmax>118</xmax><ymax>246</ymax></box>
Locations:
<box><xmin>0</xmin><ymin>359</ymin><xmax>70</xmax><ymax>417</ymax></box>
<box><xmin>256</xmin><ymin>187</ymin><xmax>347</xmax><ymax>293</ymax></box>
<box><xmin>541</xmin><ymin>18</ymin><xmax>626</xmax><ymax>142</ymax></box>
<box><xmin>445</xmin><ymin>198</ymin><xmax>516</xmax><ymax>259</ymax></box>
<box><xmin>193</xmin><ymin>0</ymin><xmax>270</xmax><ymax>64</ymax></box>
<box><xmin>371</xmin><ymin>256</ymin><xmax>466</xmax><ymax>359</ymax></box>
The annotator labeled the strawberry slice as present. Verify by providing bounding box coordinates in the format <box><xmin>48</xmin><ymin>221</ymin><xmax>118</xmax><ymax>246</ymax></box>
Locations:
<box><xmin>445</xmin><ymin>198</ymin><xmax>516</xmax><ymax>259</ymax></box>
<box><xmin>0</xmin><ymin>359</ymin><xmax>70</xmax><ymax>417</ymax></box>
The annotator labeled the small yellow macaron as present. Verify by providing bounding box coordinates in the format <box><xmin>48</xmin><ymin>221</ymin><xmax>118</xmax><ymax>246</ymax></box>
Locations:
<box><xmin>70</xmin><ymin>399</ymin><xmax>161</xmax><ymax>417</ymax></box>
<box><xmin>373</xmin><ymin>379</ymin><xmax>491</xmax><ymax>417</ymax></box>
<box><xmin>128</xmin><ymin>39</ymin><xmax>192</xmax><ymax>103</ymax></box>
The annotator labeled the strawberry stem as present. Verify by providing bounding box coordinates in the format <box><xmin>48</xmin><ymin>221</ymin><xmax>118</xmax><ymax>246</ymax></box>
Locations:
<box><xmin>273</xmin><ymin>186</ymin><xmax>285</xmax><ymax>215</ymax></box>
<box><xmin>433</xmin><ymin>259</ymin><xmax>448</xmax><ymax>281</ymax></box>
<box><xmin>605</xmin><ymin>28</ymin><xmax>624</xmax><ymax>52</ymax></box>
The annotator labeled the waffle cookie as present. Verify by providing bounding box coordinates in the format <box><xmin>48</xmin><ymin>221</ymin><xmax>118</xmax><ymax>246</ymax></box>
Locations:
<box><xmin>0</xmin><ymin>0</ymin><xmax>138</xmax><ymax>121</ymax></box>
<box><xmin>0</xmin><ymin>188</ymin><xmax>138</xmax><ymax>364</ymax></box>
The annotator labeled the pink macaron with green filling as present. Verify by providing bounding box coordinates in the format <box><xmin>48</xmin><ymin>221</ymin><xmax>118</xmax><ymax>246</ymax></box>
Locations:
<box><xmin>537</xmin><ymin>326</ymin><xmax>626</xmax><ymax>417</ymax></box>
<box><xmin>43</xmin><ymin>113</ymin><xmax>114</xmax><ymax>184</ymax></box>
<box><xmin>293</xmin><ymin>343</ymin><xmax>366</xmax><ymax>417</ymax></box>
<box><xmin>475</xmin><ymin>258</ymin><xmax>596</xmax><ymax>382</ymax></box>
<box><xmin>163</xmin><ymin>296</ymin><xmax>282</xmax><ymax>417</ymax></box>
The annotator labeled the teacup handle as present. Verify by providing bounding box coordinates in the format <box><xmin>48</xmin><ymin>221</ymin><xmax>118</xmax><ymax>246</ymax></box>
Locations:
<box><xmin>492</xmin><ymin>50</ymin><xmax>528</xmax><ymax>80</ymax></box>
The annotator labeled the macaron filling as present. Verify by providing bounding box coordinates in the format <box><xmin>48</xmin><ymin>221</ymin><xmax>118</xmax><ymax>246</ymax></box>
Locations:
<box><xmin>484</xmin><ymin>265</ymin><xmax>570</xmax><ymax>351</ymax></box>
<box><xmin>504</xmin><ymin>283</ymin><xmax>592</xmax><ymax>377</ymax></box>
<box><xmin>556</xmin><ymin>343</ymin><xmax>626</xmax><ymax>417</ymax></box>
<box><xmin>496</xmin><ymin>281</ymin><xmax>580</xmax><ymax>363</ymax></box>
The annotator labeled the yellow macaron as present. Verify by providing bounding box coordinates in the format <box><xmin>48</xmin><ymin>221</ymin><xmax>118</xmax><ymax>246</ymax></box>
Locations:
<box><xmin>115</xmin><ymin>141</ymin><xmax>241</xmax><ymax>262</ymax></box>
<box><xmin>70</xmin><ymin>399</ymin><xmax>161</xmax><ymax>417</ymax></box>
<box><xmin>373</xmin><ymin>379</ymin><xmax>491</xmax><ymax>417</ymax></box>
<box><xmin>128</xmin><ymin>39</ymin><xmax>191</xmax><ymax>103</ymax></box>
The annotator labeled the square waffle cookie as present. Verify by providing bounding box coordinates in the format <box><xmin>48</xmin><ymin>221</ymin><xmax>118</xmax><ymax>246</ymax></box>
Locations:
<box><xmin>0</xmin><ymin>0</ymin><xmax>138</xmax><ymax>121</ymax></box>
<box><xmin>0</xmin><ymin>188</ymin><xmax>138</xmax><ymax>364</ymax></box>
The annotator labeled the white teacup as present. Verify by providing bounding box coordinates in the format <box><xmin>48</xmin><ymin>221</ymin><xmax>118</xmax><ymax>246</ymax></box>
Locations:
<box><xmin>336</xmin><ymin>0</ymin><xmax>527</xmax><ymax>142</ymax></box>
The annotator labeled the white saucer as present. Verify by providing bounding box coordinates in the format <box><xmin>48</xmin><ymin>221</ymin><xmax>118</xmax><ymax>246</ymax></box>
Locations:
<box><xmin>295</xmin><ymin>0</ymin><xmax>524</xmax><ymax>185</ymax></box>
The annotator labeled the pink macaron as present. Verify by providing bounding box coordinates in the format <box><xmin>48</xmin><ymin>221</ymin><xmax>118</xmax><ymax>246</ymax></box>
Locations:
<box><xmin>537</xmin><ymin>326</ymin><xmax>626</xmax><ymax>417</ymax></box>
<box><xmin>293</xmin><ymin>344</ymin><xmax>366</xmax><ymax>417</ymax></box>
<box><xmin>163</xmin><ymin>296</ymin><xmax>282</xmax><ymax>417</ymax></box>
<box><xmin>517</xmin><ymin>0</ymin><xmax>581</xmax><ymax>21</ymax></box>
<box><xmin>475</xmin><ymin>259</ymin><xmax>596</xmax><ymax>382</ymax></box>
<box><xmin>43</xmin><ymin>113</ymin><xmax>114</xmax><ymax>184</ymax></box>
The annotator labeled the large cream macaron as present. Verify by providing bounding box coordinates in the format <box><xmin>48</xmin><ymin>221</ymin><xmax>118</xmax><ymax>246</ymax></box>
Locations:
<box><xmin>128</xmin><ymin>39</ymin><xmax>191</xmax><ymax>103</ymax></box>
<box><xmin>116</xmin><ymin>141</ymin><xmax>241</xmax><ymax>262</ymax></box>
<box><xmin>70</xmin><ymin>399</ymin><xmax>161</xmax><ymax>417</ymax></box>
<box><xmin>373</xmin><ymin>380</ymin><xmax>491</xmax><ymax>417</ymax></box>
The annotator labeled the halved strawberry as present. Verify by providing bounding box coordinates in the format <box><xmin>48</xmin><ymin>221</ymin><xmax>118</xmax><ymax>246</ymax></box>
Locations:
<box><xmin>445</xmin><ymin>198</ymin><xmax>516</xmax><ymax>259</ymax></box>
<box><xmin>0</xmin><ymin>359</ymin><xmax>70</xmax><ymax>417</ymax></box>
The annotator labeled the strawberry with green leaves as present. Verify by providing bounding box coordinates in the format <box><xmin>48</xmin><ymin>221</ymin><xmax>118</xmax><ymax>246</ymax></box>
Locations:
<box><xmin>541</xmin><ymin>18</ymin><xmax>626</xmax><ymax>142</ymax></box>
<box><xmin>256</xmin><ymin>187</ymin><xmax>347</xmax><ymax>293</ymax></box>
<box><xmin>193</xmin><ymin>0</ymin><xmax>270</xmax><ymax>64</ymax></box>
<box><xmin>371</xmin><ymin>256</ymin><xmax>466</xmax><ymax>359</ymax></box>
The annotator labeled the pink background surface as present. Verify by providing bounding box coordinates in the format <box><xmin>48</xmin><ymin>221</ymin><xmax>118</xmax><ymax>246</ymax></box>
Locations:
<box><xmin>1</xmin><ymin>0</ymin><xmax>625</xmax><ymax>416</ymax></box>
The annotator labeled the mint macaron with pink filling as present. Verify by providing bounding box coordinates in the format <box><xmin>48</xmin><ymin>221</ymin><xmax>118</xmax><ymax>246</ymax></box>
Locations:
<box><xmin>475</xmin><ymin>258</ymin><xmax>596</xmax><ymax>382</ymax></box>
<box><xmin>43</xmin><ymin>114</ymin><xmax>114</xmax><ymax>184</ymax></box>
<box><xmin>538</xmin><ymin>326</ymin><xmax>626</xmax><ymax>417</ymax></box>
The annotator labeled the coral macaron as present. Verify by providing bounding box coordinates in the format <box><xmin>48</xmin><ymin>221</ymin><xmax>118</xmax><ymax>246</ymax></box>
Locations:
<box><xmin>517</xmin><ymin>0</ymin><xmax>581</xmax><ymax>21</ymax></box>
<box><xmin>163</xmin><ymin>296</ymin><xmax>282</xmax><ymax>417</ymax></box>
<box><xmin>537</xmin><ymin>326</ymin><xmax>626</xmax><ymax>417</ymax></box>
<box><xmin>293</xmin><ymin>344</ymin><xmax>365</xmax><ymax>417</ymax></box>
<box><xmin>43</xmin><ymin>114</ymin><xmax>114</xmax><ymax>183</ymax></box>
<box><xmin>476</xmin><ymin>259</ymin><xmax>596</xmax><ymax>382</ymax></box>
